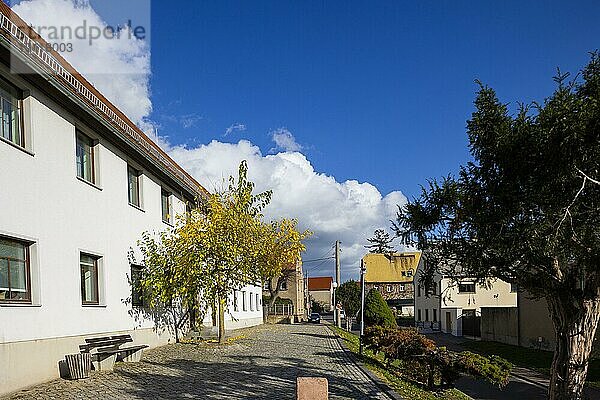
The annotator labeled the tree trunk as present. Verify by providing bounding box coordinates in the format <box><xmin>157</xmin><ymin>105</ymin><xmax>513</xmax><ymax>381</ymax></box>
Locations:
<box><xmin>218</xmin><ymin>296</ymin><xmax>226</xmax><ymax>344</ymax></box>
<box><xmin>546</xmin><ymin>294</ymin><xmax>600</xmax><ymax>400</ymax></box>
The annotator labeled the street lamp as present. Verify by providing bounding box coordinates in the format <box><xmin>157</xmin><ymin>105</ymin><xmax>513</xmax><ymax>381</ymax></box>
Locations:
<box><xmin>359</xmin><ymin>260</ymin><xmax>366</xmax><ymax>355</ymax></box>
<box><xmin>332</xmin><ymin>281</ymin><xmax>338</xmax><ymax>325</ymax></box>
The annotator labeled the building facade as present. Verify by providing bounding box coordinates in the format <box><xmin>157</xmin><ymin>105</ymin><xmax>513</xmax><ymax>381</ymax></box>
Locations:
<box><xmin>0</xmin><ymin>5</ymin><xmax>261</xmax><ymax>395</ymax></box>
<box><xmin>307</xmin><ymin>276</ymin><xmax>333</xmax><ymax>311</ymax></box>
<box><xmin>414</xmin><ymin>259</ymin><xmax>517</xmax><ymax>337</ymax></box>
<box><xmin>363</xmin><ymin>252</ymin><xmax>420</xmax><ymax>316</ymax></box>
<box><xmin>264</xmin><ymin>261</ymin><xmax>307</xmax><ymax>321</ymax></box>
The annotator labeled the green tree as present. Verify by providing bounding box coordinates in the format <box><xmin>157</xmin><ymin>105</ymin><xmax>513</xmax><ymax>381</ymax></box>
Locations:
<box><xmin>365</xmin><ymin>229</ymin><xmax>395</xmax><ymax>253</ymax></box>
<box><xmin>138</xmin><ymin>161</ymin><xmax>310</xmax><ymax>344</ymax></box>
<box><xmin>364</xmin><ymin>289</ymin><xmax>397</xmax><ymax>328</ymax></box>
<box><xmin>394</xmin><ymin>54</ymin><xmax>600</xmax><ymax>400</ymax></box>
<box><xmin>336</xmin><ymin>280</ymin><xmax>361</xmax><ymax>319</ymax></box>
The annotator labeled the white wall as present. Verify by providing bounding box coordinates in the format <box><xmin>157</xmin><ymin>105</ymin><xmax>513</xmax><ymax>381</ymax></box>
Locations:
<box><xmin>0</xmin><ymin>91</ymin><xmax>188</xmax><ymax>343</ymax></box>
<box><xmin>0</xmin><ymin>74</ymin><xmax>262</xmax><ymax>394</ymax></box>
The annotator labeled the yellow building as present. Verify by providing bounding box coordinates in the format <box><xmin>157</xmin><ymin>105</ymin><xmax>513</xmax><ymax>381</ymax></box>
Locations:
<box><xmin>362</xmin><ymin>252</ymin><xmax>421</xmax><ymax>316</ymax></box>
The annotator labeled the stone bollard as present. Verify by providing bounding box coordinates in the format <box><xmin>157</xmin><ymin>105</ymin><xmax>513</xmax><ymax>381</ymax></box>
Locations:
<box><xmin>297</xmin><ymin>377</ymin><xmax>328</xmax><ymax>400</ymax></box>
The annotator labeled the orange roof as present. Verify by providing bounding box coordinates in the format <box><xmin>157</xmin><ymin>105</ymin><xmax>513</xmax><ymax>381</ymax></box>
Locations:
<box><xmin>0</xmin><ymin>3</ymin><xmax>208</xmax><ymax>198</ymax></box>
<box><xmin>308</xmin><ymin>277</ymin><xmax>333</xmax><ymax>291</ymax></box>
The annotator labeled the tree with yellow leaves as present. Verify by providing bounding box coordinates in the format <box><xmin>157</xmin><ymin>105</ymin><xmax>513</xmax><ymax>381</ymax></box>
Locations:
<box><xmin>136</xmin><ymin>161</ymin><xmax>310</xmax><ymax>343</ymax></box>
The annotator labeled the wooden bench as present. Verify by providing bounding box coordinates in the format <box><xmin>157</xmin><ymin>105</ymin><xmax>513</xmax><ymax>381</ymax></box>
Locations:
<box><xmin>79</xmin><ymin>334</ymin><xmax>148</xmax><ymax>371</ymax></box>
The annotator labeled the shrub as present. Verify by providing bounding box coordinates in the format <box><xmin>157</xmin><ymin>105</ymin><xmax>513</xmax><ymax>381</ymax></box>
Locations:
<box><xmin>455</xmin><ymin>351</ymin><xmax>512</xmax><ymax>387</ymax></box>
<box><xmin>363</xmin><ymin>325</ymin><xmax>512</xmax><ymax>390</ymax></box>
<box><xmin>364</xmin><ymin>289</ymin><xmax>397</xmax><ymax>328</ymax></box>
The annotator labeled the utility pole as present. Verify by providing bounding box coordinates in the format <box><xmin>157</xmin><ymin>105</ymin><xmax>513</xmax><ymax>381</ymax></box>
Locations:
<box><xmin>335</xmin><ymin>240</ymin><xmax>341</xmax><ymax>328</ymax></box>
<box><xmin>359</xmin><ymin>259</ymin><xmax>366</xmax><ymax>355</ymax></box>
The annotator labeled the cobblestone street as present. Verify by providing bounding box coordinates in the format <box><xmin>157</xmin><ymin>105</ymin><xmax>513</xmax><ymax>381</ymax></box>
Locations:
<box><xmin>2</xmin><ymin>324</ymin><xmax>394</xmax><ymax>400</ymax></box>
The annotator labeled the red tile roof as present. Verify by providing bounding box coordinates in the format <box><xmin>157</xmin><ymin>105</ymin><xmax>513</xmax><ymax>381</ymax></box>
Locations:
<box><xmin>308</xmin><ymin>277</ymin><xmax>333</xmax><ymax>291</ymax></box>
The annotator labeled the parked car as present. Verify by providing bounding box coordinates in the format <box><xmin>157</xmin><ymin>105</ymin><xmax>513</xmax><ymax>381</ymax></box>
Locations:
<box><xmin>309</xmin><ymin>313</ymin><xmax>321</xmax><ymax>323</ymax></box>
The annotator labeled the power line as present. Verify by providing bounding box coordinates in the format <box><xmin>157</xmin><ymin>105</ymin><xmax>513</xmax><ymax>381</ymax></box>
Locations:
<box><xmin>302</xmin><ymin>256</ymin><xmax>335</xmax><ymax>263</ymax></box>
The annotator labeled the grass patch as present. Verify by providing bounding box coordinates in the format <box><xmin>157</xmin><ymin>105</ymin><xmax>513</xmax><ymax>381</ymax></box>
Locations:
<box><xmin>329</xmin><ymin>326</ymin><xmax>471</xmax><ymax>400</ymax></box>
<box><xmin>461</xmin><ymin>340</ymin><xmax>600</xmax><ymax>388</ymax></box>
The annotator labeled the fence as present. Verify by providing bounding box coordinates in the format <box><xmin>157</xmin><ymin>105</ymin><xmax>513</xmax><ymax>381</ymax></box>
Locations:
<box><xmin>269</xmin><ymin>304</ymin><xmax>294</xmax><ymax>316</ymax></box>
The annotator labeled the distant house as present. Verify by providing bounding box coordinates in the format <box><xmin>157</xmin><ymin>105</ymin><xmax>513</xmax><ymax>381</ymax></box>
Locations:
<box><xmin>363</xmin><ymin>252</ymin><xmax>420</xmax><ymax>316</ymax></box>
<box><xmin>414</xmin><ymin>258</ymin><xmax>517</xmax><ymax>337</ymax></box>
<box><xmin>307</xmin><ymin>277</ymin><xmax>333</xmax><ymax>311</ymax></box>
<box><xmin>263</xmin><ymin>261</ymin><xmax>307</xmax><ymax>322</ymax></box>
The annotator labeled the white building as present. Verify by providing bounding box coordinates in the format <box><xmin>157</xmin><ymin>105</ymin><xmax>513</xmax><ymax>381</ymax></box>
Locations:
<box><xmin>0</xmin><ymin>5</ymin><xmax>261</xmax><ymax>396</ymax></box>
<box><xmin>414</xmin><ymin>258</ymin><xmax>517</xmax><ymax>337</ymax></box>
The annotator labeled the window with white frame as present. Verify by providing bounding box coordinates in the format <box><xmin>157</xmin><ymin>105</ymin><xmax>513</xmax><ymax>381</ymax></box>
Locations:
<box><xmin>0</xmin><ymin>237</ymin><xmax>31</xmax><ymax>303</ymax></box>
<box><xmin>76</xmin><ymin>132</ymin><xmax>95</xmax><ymax>184</ymax></box>
<box><xmin>161</xmin><ymin>189</ymin><xmax>172</xmax><ymax>224</ymax></box>
<box><xmin>256</xmin><ymin>293</ymin><xmax>260</xmax><ymax>309</ymax></box>
<box><xmin>131</xmin><ymin>264</ymin><xmax>145</xmax><ymax>307</ymax></box>
<box><xmin>458</xmin><ymin>282</ymin><xmax>476</xmax><ymax>293</ymax></box>
<box><xmin>242</xmin><ymin>291</ymin><xmax>247</xmax><ymax>311</ymax></box>
<box><xmin>80</xmin><ymin>253</ymin><xmax>100</xmax><ymax>305</ymax></box>
<box><xmin>128</xmin><ymin>166</ymin><xmax>142</xmax><ymax>207</ymax></box>
<box><xmin>0</xmin><ymin>80</ymin><xmax>23</xmax><ymax>148</ymax></box>
<box><xmin>250</xmin><ymin>292</ymin><xmax>254</xmax><ymax>311</ymax></box>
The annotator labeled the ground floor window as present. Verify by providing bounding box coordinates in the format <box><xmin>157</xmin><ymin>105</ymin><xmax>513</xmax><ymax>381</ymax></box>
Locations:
<box><xmin>417</xmin><ymin>308</ymin><xmax>422</xmax><ymax>321</ymax></box>
<box><xmin>433</xmin><ymin>308</ymin><xmax>437</xmax><ymax>322</ymax></box>
<box><xmin>80</xmin><ymin>253</ymin><xmax>100</xmax><ymax>305</ymax></box>
<box><xmin>0</xmin><ymin>237</ymin><xmax>30</xmax><ymax>303</ymax></box>
<box><xmin>131</xmin><ymin>264</ymin><xmax>145</xmax><ymax>307</ymax></box>
<box><xmin>242</xmin><ymin>291</ymin><xmax>247</xmax><ymax>311</ymax></box>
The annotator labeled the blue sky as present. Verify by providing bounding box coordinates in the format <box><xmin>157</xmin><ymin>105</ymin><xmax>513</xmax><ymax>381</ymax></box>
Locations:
<box><xmin>149</xmin><ymin>0</ymin><xmax>600</xmax><ymax>199</ymax></box>
<box><xmin>10</xmin><ymin>0</ymin><xmax>600</xmax><ymax>279</ymax></box>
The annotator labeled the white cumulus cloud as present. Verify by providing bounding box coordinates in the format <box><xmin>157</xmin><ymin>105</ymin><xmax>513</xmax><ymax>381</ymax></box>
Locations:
<box><xmin>167</xmin><ymin>140</ymin><xmax>407</xmax><ymax>279</ymax></box>
<box><xmin>270</xmin><ymin>128</ymin><xmax>303</xmax><ymax>152</ymax></box>
<box><xmin>13</xmin><ymin>0</ymin><xmax>152</xmax><ymax>125</ymax></box>
<box><xmin>12</xmin><ymin>0</ymin><xmax>408</xmax><ymax>280</ymax></box>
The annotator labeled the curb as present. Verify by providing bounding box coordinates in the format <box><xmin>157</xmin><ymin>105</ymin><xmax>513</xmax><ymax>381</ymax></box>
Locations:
<box><xmin>327</xmin><ymin>326</ymin><xmax>405</xmax><ymax>400</ymax></box>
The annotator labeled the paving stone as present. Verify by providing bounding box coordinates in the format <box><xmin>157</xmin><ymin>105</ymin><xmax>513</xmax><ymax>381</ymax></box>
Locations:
<box><xmin>2</xmin><ymin>324</ymin><xmax>393</xmax><ymax>400</ymax></box>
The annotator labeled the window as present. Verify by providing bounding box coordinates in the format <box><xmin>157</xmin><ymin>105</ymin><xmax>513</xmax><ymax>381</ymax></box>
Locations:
<box><xmin>399</xmin><ymin>284</ymin><xmax>406</xmax><ymax>292</ymax></box>
<box><xmin>80</xmin><ymin>253</ymin><xmax>99</xmax><ymax>305</ymax></box>
<box><xmin>263</xmin><ymin>281</ymin><xmax>271</xmax><ymax>291</ymax></box>
<box><xmin>242</xmin><ymin>291</ymin><xmax>247</xmax><ymax>311</ymax></box>
<box><xmin>433</xmin><ymin>309</ymin><xmax>437</xmax><ymax>322</ymax></box>
<box><xmin>280</xmin><ymin>280</ymin><xmax>288</xmax><ymax>291</ymax></box>
<box><xmin>0</xmin><ymin>237</ymin><xmax>30</xmax><ymax>303</ymax></box>
<box><xmin>131</xmin><ymin>264</ymin><xmax>145</xmax><ymax>307</ymax></box>
<box><xmin>425</xmin><ymin>309</ymin><xmax>429</xmax><ymax>321</ymax></box>
<box><xmin>127</xmin><ymin>166</ymin><xmax>142</xmax><ymax>207</ymax></box>
<box><xmin>76</xmin><ymin>132</ymin><xmax>95</xmax><ymax>183</ymax></box>
<box><xmin>233</xmin><ymin>290</ymin><xmax>238</xmax><ymax>312</ymax></box>
<box><xmin>250</xmin><ymin>293</ymin><xmax>254</xmax><ymax>311</ymax></box>
<box><xmin>417</xmin><ymin>309</ymin><xmax>422</xmax><ymax>321</ymax></box>
<box><xmin>0</xmin><ymin>80</ymin><xmax>23</xmax><ymax>148</ymax></box>
<box><xmin>386</xmin><ymin>285</ymin><xmax>393</xmax><ymax>293</ymax></box>
<box><xmin>458</xmin><ymin>282</ymin><xmax>476</xmax><ymax>293</ymax></box>
<box><xmin>417</xmin><ymin>285</ymin><xmax>421</xmax><ymax>297</ymax></box>
<box><xmin>256</xmin><ymin>293</ymin><xmax>260</xmax><ymax>309</ymax></box>
<box><xmin>161</xmin><ymin>190</ymin><xmax>172</xmax><ymax>223</ymax></box>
